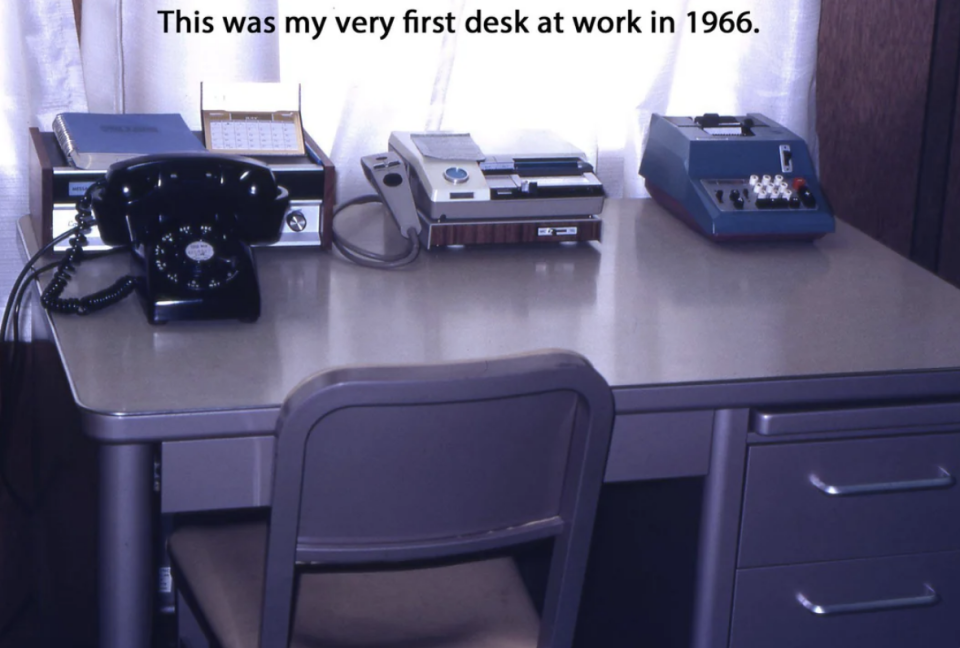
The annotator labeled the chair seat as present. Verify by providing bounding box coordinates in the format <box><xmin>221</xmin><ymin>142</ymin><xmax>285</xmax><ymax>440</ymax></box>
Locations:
<box><xmin>169</xmin><ymin>521</ymin><xmax>541</xmax><ymax>648</ymax></box>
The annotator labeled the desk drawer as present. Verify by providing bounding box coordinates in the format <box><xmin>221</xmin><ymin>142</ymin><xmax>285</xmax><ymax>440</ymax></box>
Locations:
<box><xmin>751</xmin><ymin>400</ymin><xmax>960</xmax><ymax>436</ymax></box>
<box><xmin>738</xmin><ymin>433</ymin><xmax>960</xmax><ymax>567</ymax></box>
<box><xmin>729</xmin><ymin>551</ymin><xmax>960</xmax><ymax>648</ymax></box>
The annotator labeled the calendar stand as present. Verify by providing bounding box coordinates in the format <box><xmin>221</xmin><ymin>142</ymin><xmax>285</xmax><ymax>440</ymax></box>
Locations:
<box><xmin>200</xmin><ymin>82</ymin><xmax>306</xmax><ymax>156</ymax></box>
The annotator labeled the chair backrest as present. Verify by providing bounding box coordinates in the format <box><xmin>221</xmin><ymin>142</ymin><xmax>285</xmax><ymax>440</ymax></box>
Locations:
<box><xmin>260</xmin><ymin>350</ymin><xmax>614</xmax><ymax>648</ymax></box>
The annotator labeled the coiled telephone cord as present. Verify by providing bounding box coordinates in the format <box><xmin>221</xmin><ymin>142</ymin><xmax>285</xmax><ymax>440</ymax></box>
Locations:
<box><xmin>40</xmin><ymin>184</ymin><xmax>138</xmax><ymax>315</ymax></box>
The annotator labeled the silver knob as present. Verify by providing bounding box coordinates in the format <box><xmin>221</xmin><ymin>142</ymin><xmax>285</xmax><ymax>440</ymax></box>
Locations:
<box><xmin>443</xmin><ymin>167</ymin><xmax>469</xmax><ymax>184</ymax></box>
<box><xmin>286</xmin><ymin>210</ymin><xmax>307</xmax><ymax>232</ymax></box>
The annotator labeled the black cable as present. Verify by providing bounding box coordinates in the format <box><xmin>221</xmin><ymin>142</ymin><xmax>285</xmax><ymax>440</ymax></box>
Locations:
<box><xmin>0</xmin><ymin>227</ymin><xmax>79</xmax><ymax>353</ymax></box>
<box><xmin>0</xmin><ymin>226</ymin><xmax>84</xmax><ymax>513</ymax></box>
<box><xmin>0</xmin><ymin>231</ymin><xmax>77</xmax><ymax>513</ymax></box>
<box><xmin>0</xmin><ymin>253</ymin><xmax>65</xmax><ymax>512</ymax></box>
<box><xmin>40</xmin><ymin>228</ymin><xmax>138</xmax><ymax>316</ymax></box>
<box><xmin>9</xmin><ymin>249</ymin><xmax>126</xmax><ymax>388</ymax></box>
<box><xmin>1</xmin><ymin>179</ymin><xmax>107</xmax><ymax>347</ymax></box>
<box><xmin>0</xmin><ymin>179</ymin><xmax>132</xmax><ymax>514</ymax></box>
<box><xmin>5</xmin><ymin>260</ymin><xmax>59</xmax><ymax>430</ymax></box>
<box><xmin>11</xmin><ymin>251</ymin><xmax>120</xmax><ymax>344</ymax></box>
<box><xmin>331</xmin><ymin>194</ymin><xmax>421</xmax><ymax>268</ymax></box>
<box><xmin>11</xmin><ymin>260</ymin><xmax>56</xmax><ymax>349</ymax></box>
<box><xmin>0</xmin><ymin>247</ymin><xmax>128</xmax><ymax>517</ymax></box>
<box><xmin>6</xmin><ymin>251</ymin><xmax>122</xmax><ymax>365</ymax></box>
<box><xmin>3</xmin><ymin>260</ymin><xmax>60</xmax><ymax>513</ymax></box>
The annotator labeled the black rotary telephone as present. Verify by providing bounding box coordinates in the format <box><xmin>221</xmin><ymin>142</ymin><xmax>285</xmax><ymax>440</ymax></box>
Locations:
<box><xmin>42</xmin><ymin>153</ymin><xmax>289</xmax><ymax>324</ymax></box>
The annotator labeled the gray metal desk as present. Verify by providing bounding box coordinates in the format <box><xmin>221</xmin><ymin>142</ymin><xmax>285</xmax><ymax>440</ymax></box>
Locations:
<box><xmin>22</xmin><ymin>199</ymin><xmax>960</xmax><ymax>648</ymax></box>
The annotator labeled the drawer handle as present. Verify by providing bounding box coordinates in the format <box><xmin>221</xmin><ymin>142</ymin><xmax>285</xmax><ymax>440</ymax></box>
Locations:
<box><xmin>809</xmin><ymin>467</ymin><xmax>954</xmax><ymax>496</ymax></box>
<box><xmin>797</xmin><ymin>584</ymin><xmax>939</xmax><ymax>616</ymax></box>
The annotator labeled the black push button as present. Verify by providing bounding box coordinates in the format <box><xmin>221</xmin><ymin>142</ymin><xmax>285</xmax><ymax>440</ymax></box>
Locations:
<box><xmin>798</xmin><ymin>186</ymin><xmax>817</xmax><ymax>208</ymax></box>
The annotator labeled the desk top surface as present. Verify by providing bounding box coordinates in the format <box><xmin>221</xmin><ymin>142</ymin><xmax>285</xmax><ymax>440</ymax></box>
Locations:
<box><xmin>25</xmin><ymin>199</ymin><xmax>960</xmax><ymax>419</ymax></box>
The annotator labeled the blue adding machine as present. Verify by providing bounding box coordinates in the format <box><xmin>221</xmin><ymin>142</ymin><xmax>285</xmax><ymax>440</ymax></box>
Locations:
<box><xmin>640</xmin><ymin>113</ymin><xmax>834</xmax><ymax>241</ymax></box>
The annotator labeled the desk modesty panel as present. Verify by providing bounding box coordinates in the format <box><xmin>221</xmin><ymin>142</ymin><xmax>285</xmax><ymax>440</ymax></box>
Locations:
<box><xmin>20</xmin><ymin>198</ymin><xmax>960</xmax><ymax>437</ymax></box>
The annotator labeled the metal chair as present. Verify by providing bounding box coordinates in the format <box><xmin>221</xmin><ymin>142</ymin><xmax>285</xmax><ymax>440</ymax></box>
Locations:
<box><xmin>168</xmin><ymin>350</ymin><xmax>614</xmax><ymax>648</ymax></box>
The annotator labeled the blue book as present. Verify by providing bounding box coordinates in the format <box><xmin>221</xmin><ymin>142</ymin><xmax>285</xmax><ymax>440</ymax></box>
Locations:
<box><xmin>52</xmin><ymin>113</ymin><xmax>206</xmax><ymax>169</ymax></box>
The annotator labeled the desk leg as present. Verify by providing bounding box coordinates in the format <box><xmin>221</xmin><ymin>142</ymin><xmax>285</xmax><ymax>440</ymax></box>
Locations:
<box><xmin>99</xmin><ymin>443</ymin><xmax>154</xmax><ymax>648</ymax></box>
<box><xmin>692</xmin><ymin>409</ymin><xmax>748</xmax><ymax>648</ymax></box>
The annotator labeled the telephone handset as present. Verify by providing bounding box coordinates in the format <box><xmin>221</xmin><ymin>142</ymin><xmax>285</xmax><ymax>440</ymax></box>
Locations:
<box><xmin>360</xmin><ymin>152</ymin><xmax>422</xmax><ymax>239</ymax></box>
<box><xmin>42</xmin><ymin>153</ymin><xmax>289</xmax><ymax>323</ymax></box>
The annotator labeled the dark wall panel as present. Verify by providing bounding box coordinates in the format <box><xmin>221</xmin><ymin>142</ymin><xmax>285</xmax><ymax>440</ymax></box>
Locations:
<box><xmin>911</xmin><ymin>1</ymin><xmax>960</xmax><ymax>272</ymax></box>
<box><xmin>936</xmin><ymin>69</ymin><xmax>960</xmax><ymax>285</ymax></box>
<box><xmin>817</xmin><ymin>0</ymin><xmax>936</xmax><ymax>256</ymax></box>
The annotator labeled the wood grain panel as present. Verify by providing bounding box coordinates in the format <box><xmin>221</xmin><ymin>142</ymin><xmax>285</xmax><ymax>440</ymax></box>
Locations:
<box><xmin>72</xmin><ymin>0</ymin><xmax>81</xmax><ymax>41</ymax></box>
<box><xmin>425</xmin><ymin>219</ymin><xmax>602</xmax><ymax>247</ymax></box>
<box><xmin>817</xmin><ymin>0</ymin><xmax>936</xmax><ymax>256</ymax></box>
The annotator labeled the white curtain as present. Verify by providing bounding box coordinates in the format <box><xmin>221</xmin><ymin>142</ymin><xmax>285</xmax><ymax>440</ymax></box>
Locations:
<box><xmin>81</xmin><ymin>0</ymin><xmax>281</xmax><ymax>114</ymax></box>
<box><xmin>79</xmin><ymin>0</ymin><xmax>821</xmax><ymax>198</ymax></box>
<box><xmin>2</xmin><ymin>0</ymin><xmax>821</xmax><ymax>308</ymax></box>
<box><xmin>1</xmin><ymin>0</ymin><xmax>87</xmax><ymax>312</ymax></box>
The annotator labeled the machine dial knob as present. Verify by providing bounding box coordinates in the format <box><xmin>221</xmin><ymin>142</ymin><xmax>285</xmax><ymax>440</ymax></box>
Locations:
<box><xmin>443</xmin><ymin>167</ymin><xmax>470</xmax><ymax>184</ymax></box>
<box><xmin>286</xmin><ymin>210</ymin><xmax>307</xmax><ymax>232</ymax></box>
